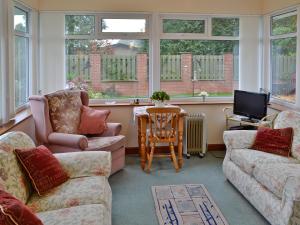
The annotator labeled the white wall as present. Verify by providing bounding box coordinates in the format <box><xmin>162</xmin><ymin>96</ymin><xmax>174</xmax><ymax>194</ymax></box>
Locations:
<box><xmin>39</xmin><ymin>12</ymin><xmax>65</xmax><ymax>94</ymax></box>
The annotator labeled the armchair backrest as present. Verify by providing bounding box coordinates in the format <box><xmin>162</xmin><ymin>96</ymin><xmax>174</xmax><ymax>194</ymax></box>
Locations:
<box><xmin>274</xmin><ymin>110</ymin><xmax>300</xmax><ymax>160</ymax></box>
<box><xmin>29</xmin><ymin>90</ymin><xmax>89</xmax><ymax>145</ymax></box>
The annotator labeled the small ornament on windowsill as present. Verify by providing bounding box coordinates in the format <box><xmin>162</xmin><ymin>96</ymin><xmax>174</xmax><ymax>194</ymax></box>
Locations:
<box><xmin>199</xmin><ymin>91</ymin><xmax>209</xmax><ymax>102</ymax></box>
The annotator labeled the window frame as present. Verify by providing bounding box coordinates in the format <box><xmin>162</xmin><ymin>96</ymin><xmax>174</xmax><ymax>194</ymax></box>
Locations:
<box><xmin>268</xmin><ymin>9</ymin><xmax>298</xmax><ymax>106</ymax></box>
<box><xmin>13</xmin><ymin>3</ymin><xmax>32</xmax><ymax>111</ymax></box>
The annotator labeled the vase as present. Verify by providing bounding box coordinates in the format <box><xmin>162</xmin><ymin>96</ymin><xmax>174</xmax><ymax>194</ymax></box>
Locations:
<box><xmin>202</xmin><ymin>96</ymin><xmax>206</xmax><ymax>102</ymax></box>
<box><xmin>154</xmin><ymin>101</ymin><xmax>165</xmax><ymax>107</ymax></box>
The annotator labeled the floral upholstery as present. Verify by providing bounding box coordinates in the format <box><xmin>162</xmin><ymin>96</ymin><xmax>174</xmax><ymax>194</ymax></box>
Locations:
<box><xmin>46</xmin><ymin>90</ymin><xmax>82</xmax><ymax>134</ymax></box>
<box><xmin>86</xmin><ymin>135</ymin><xmax>125</xmax><ymax>152</ymax></box>
<box><xmin>230</xmin><ymin>148</ymin><xmax>297</xmax><ymax>175</ymax></box>
<box><xmin>0</xmin><ymin>132</ymin><xmax>35</xmax><ymax>204</ymax></box>
<box><xmin>55</xmin><ymin>151</ymin><xmax>111</xmax><ymax>178</ymax></box>
<box><xmin>223</xmin><ymin>111</ymin><xmax>300</xmax><ymax>225</ymax></box>
<box><xmin>0</xmin><ymin>131</ymin><xmax>112</xmax><ymax>225</ymax></box>
<box><xmin>37</xmin><ymin>204</ymin><xmax>111</xmax><ymax>225</ymax></box>
<box><xmin>253</xmin><ymin>163</ymin><xmax>300</xmax><ymax>199</ymax></box>
<box><xmin>274</xmin><ymin>111</ymin><xmax>300</xmax><ymax>160</ymax></box>
<box><xmin>27</xmin><ymin>176</ymin><xmax>111</xmax><ymax>212</ymax></box>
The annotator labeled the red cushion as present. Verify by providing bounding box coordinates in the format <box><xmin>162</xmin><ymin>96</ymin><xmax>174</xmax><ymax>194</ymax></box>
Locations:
<box><xmin>78</xmin><ymin>106</ymin><xmax>110</xmax><ymax>135</ymax></box>
<box><xmin>14</xmin><ymin>145</ymin><xmax>69</xmax><ymax>196</ymax></box>
<box><xmin>0</xmin><ymin>189</ymin><xmax>43</xmax><ymax>225</ymax></box>
<box><xmin>252</xmin><ymin>127</ymin><xmax>293</xmax><ymax>157</ymax></box>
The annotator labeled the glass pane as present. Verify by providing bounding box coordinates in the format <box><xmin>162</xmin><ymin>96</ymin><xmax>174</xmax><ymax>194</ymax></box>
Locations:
<box><xmin>14</xmin><ymin>7</ymin><xmax>28</xmax><ymax>33</ymax></box>
<box><xmin>271</xmin><ymin>37</ymin><xmax>296</xmax><ymax>103</ymax></box>
<box><xmin>271</xmin><ymin>12</ymin><xmax>297</xmax><ymax>36</ymax></box>
<box><xmin>15</xmin><ymin>36</ymin><xmax>29</xmax><ymax>108</ymax></box>
<box><xmin>160</xmin><ymin>40</ymin><xmax>239</xmax><ymax>98</ymax></box>
<box><xmin>163</xmin><ymin>19</ymin><xmax>205</xmax><ymax>33</ymax></box>
<box><xmin>101</xmin><ymin>19</ymin><xmax>146</xmax><ymax>33</ymax></box>
<box><xmin>65</xmin><ymin>15</ymin><xmax>95</xmax><ymax>35</ymax></box>
<box><xmin>212</xmin><ymin>18</ymin><xmax>239</xmax><ymax>36</ymax></box>
<box><xmin>66</xmin><ymin>39</ymin><xmax>149</xmax><ymax>99</ymax></box>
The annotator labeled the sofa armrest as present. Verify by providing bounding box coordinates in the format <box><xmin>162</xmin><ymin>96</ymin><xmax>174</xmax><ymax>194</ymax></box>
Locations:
<box><xmin>223</xmin><ymin>130</ymin><xmax>257</xmax><ymax>151</ymax></box>
<box><xmin>48</xmin><ymin>133</ymin><xmax>88</xmax><ymax>150</ymax></box>
<box><xmin>54</xmin><ymin>151</ymin><xmax>111</xmax><ymax>178</ymax></box>
<box><xmin>100</xmin><ymin>123</ymin><xmax>122</xmax><ymax>137</ymax></box>
<box><xmin>284</xmin><ymin>176</ymin><xmax>300</xmax><ymax>201</ymax></box>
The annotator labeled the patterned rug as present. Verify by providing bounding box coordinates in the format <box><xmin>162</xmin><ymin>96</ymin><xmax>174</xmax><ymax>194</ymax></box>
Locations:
<box><xmin>152</xmin><ymin>184</ymin><xmax>229</xmax><ymax>225</ymax></box>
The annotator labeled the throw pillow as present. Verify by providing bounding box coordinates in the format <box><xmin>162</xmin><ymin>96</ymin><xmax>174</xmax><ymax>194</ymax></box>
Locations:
<box><xmin>0</xmin><ymin>189</ymin><xmax>43</xmax><ymax>225</ymax></box>
<box><xmin>78</xmin><ymin>106</ymin><xmax>110</xmax><ymax>135</ymax></box>
<box><xmin>14</xmin><ymin>145</ymin><xmax>69</xmax><ymax>196</ymax></box>
<box><xmin>46</xmin><ymin>90</ymin><xmax>82</xmax><ymax>134</ymax></box>
<box><xmin>252</xmin><ymin>127</ymin><xmax>293</xmax><ymax>157</ymax></box>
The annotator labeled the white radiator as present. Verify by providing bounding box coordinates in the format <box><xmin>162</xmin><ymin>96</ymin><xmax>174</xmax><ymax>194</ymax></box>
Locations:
<box><xmin>184</xmin><ymin>113</ymin><xmax>207</xmax><ymax>158</ymax></box>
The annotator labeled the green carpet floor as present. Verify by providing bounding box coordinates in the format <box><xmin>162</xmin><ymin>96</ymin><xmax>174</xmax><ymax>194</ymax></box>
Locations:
<box><xmin>109</xmin><ymin>152</ymin><xmax>270</xmax><ymax>225</ymax></box>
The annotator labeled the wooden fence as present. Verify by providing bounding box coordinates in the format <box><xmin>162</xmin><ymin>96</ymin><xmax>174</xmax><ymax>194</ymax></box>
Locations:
<box><xmin>160</xmin><ymin>55</ymin><xmax>181</xmax><ymax>80</ymax></box>
<box><xmin>66</xmin><ymin>55</ymin><xmax>90</xmax><ymax>81</ymax></box>
<box><xmin>101</xmin><ymin>55</ymin><xmax>137</xmax><ymax>81</ymax></box>
<box><xmin>271</xmin><ymin>55</ymin><xmax>296</xmax><ymax>95</ymax></box>
<box><xmin>193</xmin><ymin>55</ymin><xmax>224</xmax><ymax>80</ymax></box>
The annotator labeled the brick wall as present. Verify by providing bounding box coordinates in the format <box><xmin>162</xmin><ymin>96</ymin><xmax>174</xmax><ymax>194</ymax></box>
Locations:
<box><xmin>89</xmin><ymin>53</ymin><xmax>236</xmax><ymax>97</ymax></box>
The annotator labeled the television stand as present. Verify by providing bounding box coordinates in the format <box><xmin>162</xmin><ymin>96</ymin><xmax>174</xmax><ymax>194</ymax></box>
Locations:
<box><xmin>223</xmin><ymin>107</ymin><xmax>277</xmax><ymax>130</ymax></box>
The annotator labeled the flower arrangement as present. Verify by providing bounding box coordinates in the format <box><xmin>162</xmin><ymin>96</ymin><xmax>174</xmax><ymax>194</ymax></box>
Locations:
<box><xmin>199</xmin><ymin>91</ymin><xmax>209</xmax><ymax>102</ymax></box>
<box><xmin>150</xmin><ymin>91</ymin><xmax>170</xmax><ymax>107</ymax></box>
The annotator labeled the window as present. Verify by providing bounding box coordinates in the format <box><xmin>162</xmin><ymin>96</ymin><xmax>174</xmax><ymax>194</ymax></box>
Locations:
<box><xmin>270</xmin><ymin>11</ymin><xmax>297</xmax><ymax>103</ymax></box>
<box><xmin>160</xmin><ymin>17</ymin><xmax>239</xmax><ymax>98</ymax></box>
<box><xmin>14</xmin><ymin>6</ymin><xmax>30</xmax><ymax>109</ymax></box>
<box><xmin>65</xmin><ymin>15</ymin><xmax>95</xmax><ymax>35</ymax></box>
<box><xmin>65</xmin><ymin>15</ymin><xmax>149</xmax><ymax>99</ymax></box>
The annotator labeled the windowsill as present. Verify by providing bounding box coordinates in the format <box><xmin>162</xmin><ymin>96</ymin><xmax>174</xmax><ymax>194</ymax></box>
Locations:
<box><xmin>90</xmin><ymin>100</ymin><xmax>233</xmax><ymax>107</ymax></box>
<box><xmin>0</xmin><ymin>108</ymin><xmax>32</xmax><ymax>135</ymax></box>
<box><xmin>268</xmin><ymin>102</ymin><xmax>299</xmax><ymax>112</ymax></box>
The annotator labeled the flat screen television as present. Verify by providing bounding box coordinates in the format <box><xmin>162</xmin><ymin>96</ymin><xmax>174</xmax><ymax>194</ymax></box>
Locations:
<box><xmin>233</xmin><ymin>90</ymin><xmax>268</xmax><ymax>120</ymax></box>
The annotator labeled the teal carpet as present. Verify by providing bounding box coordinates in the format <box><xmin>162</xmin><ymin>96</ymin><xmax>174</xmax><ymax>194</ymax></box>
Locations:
<box><xmin>109</xmin><ymin>152</ymin><xmax>270</xmax><ymax>225</ymax></box>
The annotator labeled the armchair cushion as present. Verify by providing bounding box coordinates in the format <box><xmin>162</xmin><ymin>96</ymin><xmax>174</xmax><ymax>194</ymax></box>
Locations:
<box><xmin>100</xmin><ymin>123</ymin><xmax>122</xmax><ymax>137</ymax></box>
<box><xmin>14</xmin><ymin>146</ymin><xmax>69</xmax><ymax>196</ymax></box>
<box><xmin>27</xmin><ymin>176</ymin><xmax>111</xmax><ymax>213</ymax></box>
<box><xmin>46</xmin><ymin>91</ymin><xmax>82</xmax><ymax>134</ymax></box>
<box><xmin>48</xmin><ymin>133</ymin><xmax>88</xmax><ymax>150</ymax></box>
<box><xmin>0</xmin><ymin>190</ymin><xmax>43</xmax><ymax>225</ymax></box>
<box><xmin>78</xmin><ymin>106</ymin><xmax>110</xmax><ymax>135</ymax></box>
<box><xmin>54</xmin><ymin>151</ymin><xmax>111</xmax><ymax>178</ymax></box>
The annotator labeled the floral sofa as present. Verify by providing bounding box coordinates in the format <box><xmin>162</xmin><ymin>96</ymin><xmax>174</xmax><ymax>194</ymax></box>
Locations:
<box><xmin>223</xmin><ymin>111</ymin><xmax>300</xmax><ymax>225</ymax></box>
<box><xmin>0</xmin><ymin>131</ymin><xmax>112</xmax><ymax>225</ymax></box>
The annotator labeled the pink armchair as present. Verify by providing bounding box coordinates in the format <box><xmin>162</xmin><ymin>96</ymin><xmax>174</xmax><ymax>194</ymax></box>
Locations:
<box><xmin>29</xmin><ymin>90</ymin><xmax>125</xmax><ymax>174</ymax></box>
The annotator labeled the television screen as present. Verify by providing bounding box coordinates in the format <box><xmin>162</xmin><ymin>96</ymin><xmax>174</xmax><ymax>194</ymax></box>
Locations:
<box><xmin>233</xmin><ymin>90</ymin><xmax>268</xmax><ymax>120</ymax></box>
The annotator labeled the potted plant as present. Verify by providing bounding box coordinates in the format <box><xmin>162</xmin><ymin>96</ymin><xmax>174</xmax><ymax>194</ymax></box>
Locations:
<box><xmin>150</xmin><ymin>91</ymin><xmax>170</xmax><ymax>107</ymax></box>
<box><xmin>199</xmin><ymin>91</ymin><xmax>209</xmax><ymax>102</ymax></box>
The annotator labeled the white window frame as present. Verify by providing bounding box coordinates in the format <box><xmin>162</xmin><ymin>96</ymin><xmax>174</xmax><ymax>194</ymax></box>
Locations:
<box><xmin>268</xmin><ymin>8</ymin><xmax>298</xmax><ymax>107</ymax></box>
<box><xmin>13</xmin><ymin>2</ymin><xmax>32</xmax><ymax>111</ymax></box>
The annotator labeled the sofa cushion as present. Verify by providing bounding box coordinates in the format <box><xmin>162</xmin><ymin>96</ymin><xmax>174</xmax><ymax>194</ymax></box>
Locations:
<box><xmin>86</xmin><ymin>135</ymin><xmax>125</xmax><ymax>152</ymax></box>
<box><xmin>27</xmin><ymin>176</ymin><xmax>111</xmax><ymax>213</ymax></box>
<box><xmin>37</xmin><ymin>204</ymin><xmax>110</xmax><ymax>225</ymax></box>
<box><xmin>14</xmin><ymin>145</ymin><xmax>69</xmax><ymax>196</ymax></box>
<box><xmin>274</xmin><ymin>111</ymin><xmax>300</xmax><ymax>160</ymax></box>
<box><xmin>253</xmin><ymin>163</ymin><xmax>300</xmax><ymax>199</ymax></box>
<box><xmin>0</xmin><ymin>189</ymin><xmax>43</xmax><ymax>225</ymax></box>
<box><xmin>252</xmin><ymin>127</ymin><xmax>293</xmax><ymax>157</ymax></box>
<box><xmin>230</xmin><ymin>149</ymin><xmax>297</xmax><ymax>175</ymax></box>
<box><xmin>46</xmin><ymin>90</ymin><xmax>82</xmax><ymax>134</ymax></box>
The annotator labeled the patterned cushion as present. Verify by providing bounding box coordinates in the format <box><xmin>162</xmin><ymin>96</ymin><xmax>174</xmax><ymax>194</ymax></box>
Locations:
<box><xmin>86</xmin><ymin>135</ymin><xmax>125</xmax><ymax>152</ymax></box>
<box><xmin>37</xmin><ymin>204</ymin><xmax>111</xmax><ymax>225</ymax></box>
<box><xmin>0</xmin><ymin>132</ymin><xmax>36</xmax><ymax>204</ymax></box>
<box><xmin>274</xmin><ymin>111</ymin><xmax>300</xmax><ymax>160</ymax></box>
<box><xmin>253</xmin><ymin>163</ymin><xmax>300</xmax><ymax>198</ymax></box>
<box><xmin>14</xmin><ymin>146</ymin><xmax>69</xmax><ymax>196</ymax></box>
<box><xmin>230</xmin><ymin>149</ymin><xmax>297</xmax><ymax>175</ymax></box>
<box><xmin>46</xmin><ymin>91</ymin><xmax>82</xmax><ymax>134</ymax></box>
<box><xmin>0</xmin><ymin>189</ymin><xmax>43</xmax><ymax>225</ymax></box>
<box><xmin>27</xmin><ymin>176</ymin><xmax>111</xmax><ymax>213</ymax></box>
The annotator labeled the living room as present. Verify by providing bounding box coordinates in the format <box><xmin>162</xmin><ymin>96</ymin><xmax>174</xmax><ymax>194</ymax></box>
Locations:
<box><xmin>0</xmin><ymin>0</ymin><xmax>300</xmax><ymax>225</ymax></box>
